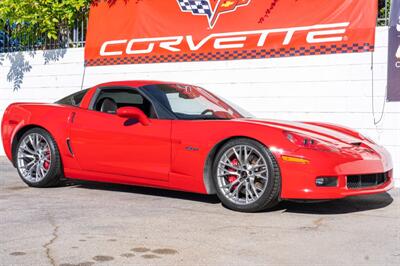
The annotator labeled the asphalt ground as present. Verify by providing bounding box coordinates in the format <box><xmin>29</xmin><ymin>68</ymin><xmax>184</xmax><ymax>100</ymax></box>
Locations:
<box><xmin>0</xmin><ymin>157</ymin><xmax>399</xmax><ymax>266</ymax></box>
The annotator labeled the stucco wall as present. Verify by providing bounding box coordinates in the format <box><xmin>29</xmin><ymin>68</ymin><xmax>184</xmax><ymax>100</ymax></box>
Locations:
<box><xmin>0</xmin><ymin>27</ymin><xmax>399</xmax><ymax>186</ymax></box>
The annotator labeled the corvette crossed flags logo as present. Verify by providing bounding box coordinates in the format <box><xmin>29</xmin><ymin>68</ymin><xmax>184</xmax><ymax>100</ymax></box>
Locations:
<box><xmin>176</xmin><ymin>0</ymin><xmax>251</xmax><ymax>29</ymax></box>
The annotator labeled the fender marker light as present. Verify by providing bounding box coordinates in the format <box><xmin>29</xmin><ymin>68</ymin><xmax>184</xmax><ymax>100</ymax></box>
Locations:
<box><xmin>281</xmin><ymin>155</ymin><xmax>310</xmax><ymax>164</ymax></box>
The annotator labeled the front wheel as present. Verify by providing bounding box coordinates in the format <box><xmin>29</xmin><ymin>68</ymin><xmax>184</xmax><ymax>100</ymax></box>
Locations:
<box><xmin>213</xmin><ymin>138</ymin><xmax>281</xmax><ymax>212</ymax></box>
<box><xmin>15</xmin><ymin>128</ymin><xmax>63</xmax><ymax>187</ymax></box>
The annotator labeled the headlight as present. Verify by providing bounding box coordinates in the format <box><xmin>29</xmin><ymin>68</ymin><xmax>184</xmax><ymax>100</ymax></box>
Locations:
<box><xmin>283</xmin><ymin>131</ymin><xmax>338</xmax><ymax>152</ymax></box>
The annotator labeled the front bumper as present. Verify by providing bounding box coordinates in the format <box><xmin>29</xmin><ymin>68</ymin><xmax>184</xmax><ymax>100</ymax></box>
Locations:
<box><xmin>277</xmin><ymin>144</ymin><xmax>394</xmax><ymax>200</ymax></box>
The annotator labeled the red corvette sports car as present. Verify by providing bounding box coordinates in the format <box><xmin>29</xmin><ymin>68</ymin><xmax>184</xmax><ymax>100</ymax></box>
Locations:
<box><xmin>1</xmin><ymin>81</ymin><xmax>394</xmax><ymax>212</ymax></box>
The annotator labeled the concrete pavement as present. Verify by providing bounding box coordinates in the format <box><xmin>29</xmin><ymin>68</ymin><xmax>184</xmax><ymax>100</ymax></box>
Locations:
<box><xmin>0</xmin><ymin>157</ymin><xmax>399</xmax><ymax>266</ymax></box>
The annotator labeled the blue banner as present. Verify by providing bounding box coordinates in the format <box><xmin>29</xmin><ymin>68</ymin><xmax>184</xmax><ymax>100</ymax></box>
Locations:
<box><xmin>387</xmin><ymin>0</ymin><xmax>400</xmax><ymax>101</ymax></box>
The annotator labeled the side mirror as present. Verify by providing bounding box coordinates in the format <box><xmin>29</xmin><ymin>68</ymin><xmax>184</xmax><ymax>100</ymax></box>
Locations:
<box><xmin>117</xmin><ymin>107</ymin><xmax>151</xmax><ymax>126</ymax></box>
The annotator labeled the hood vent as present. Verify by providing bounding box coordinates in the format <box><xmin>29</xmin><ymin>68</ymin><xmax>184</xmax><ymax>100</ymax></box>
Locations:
<box><xmin>351</xmin><ymin>142</ymin><xmax>362</xmax><ymax>146</ymax></box>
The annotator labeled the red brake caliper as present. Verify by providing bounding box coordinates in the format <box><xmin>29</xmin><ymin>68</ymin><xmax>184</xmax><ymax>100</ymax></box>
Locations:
<box><xmin>227</xmin><ymin>158</ymin><xmax>239</xmax><ymax>186</ymax></box>
<box><xmin>43</xmin><ymin>149</ymin><xmax>50</xmax><ymax>170</ymax></box>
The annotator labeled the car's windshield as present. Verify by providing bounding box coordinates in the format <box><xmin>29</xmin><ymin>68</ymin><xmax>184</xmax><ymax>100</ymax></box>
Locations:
<box><xmin>141</xmin><ymin>84</ymin><xmax>253</xmax><ymax>120</ymax></box>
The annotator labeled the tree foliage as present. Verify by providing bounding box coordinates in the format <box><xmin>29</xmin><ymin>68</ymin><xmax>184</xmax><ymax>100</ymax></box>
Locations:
<box><xmin>0</xmin><ymin>0</ymin><xmax>91</xmax><ymax>40</ymax></box>
<box><xmin>378</xmin><ymin>0</ymin><xmax>391</xmax><ymax>25</ymax></box>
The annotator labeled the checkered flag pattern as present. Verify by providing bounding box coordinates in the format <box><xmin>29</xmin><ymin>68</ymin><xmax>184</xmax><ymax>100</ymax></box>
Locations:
<box><xmin>85</xmin><ymin>43</ymin><xmax>374</xmax><ymax>67</ymax></box>
<box><xmin>178</xmin><ymin>0</ymin><xmax>212</xmax><ymax>18</ymax></box>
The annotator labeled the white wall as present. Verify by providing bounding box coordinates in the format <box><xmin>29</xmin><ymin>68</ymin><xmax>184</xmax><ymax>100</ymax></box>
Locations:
<box><xmin>1</xmin><ymin>27</ymin><xmax>399</xmax><ymax>186</ymax></box>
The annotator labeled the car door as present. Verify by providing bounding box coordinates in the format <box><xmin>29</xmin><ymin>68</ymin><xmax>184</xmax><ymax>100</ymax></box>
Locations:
<box><xmin>69</xmin><ymin>87</ymin><xmax>171</xmax><ymax>181</ymax></box>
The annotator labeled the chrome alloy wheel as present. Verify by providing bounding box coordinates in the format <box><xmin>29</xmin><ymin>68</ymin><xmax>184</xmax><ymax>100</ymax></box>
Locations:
<box><xmin>216</xmin><ymin>145</ymin><xmax>269</xmax><ymax>205</ymax></box>
<box><xmin>17</xmin><ymin>133</ymin><xmax>52</xmax><ymax>183</ymax></box>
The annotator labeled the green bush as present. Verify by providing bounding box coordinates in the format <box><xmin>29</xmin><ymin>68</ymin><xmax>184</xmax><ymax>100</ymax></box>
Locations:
<box><xmin>0</xmin><ymin>0</ymin><xmax>91</xmax><ymax>41</ymax></box>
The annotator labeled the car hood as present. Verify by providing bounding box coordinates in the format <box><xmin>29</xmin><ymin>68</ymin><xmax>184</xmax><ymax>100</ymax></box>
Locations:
<box><xmin>238</xmin><ymin>118</ymin><xmax>364</xmax><ymax>145</ymax></box>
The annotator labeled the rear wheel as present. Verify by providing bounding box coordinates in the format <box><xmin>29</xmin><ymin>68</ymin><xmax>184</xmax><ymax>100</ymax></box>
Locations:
<box><xmin>213</xmin><ymin>138</ymin><xmax>281</xmax><ymax>212</ymax></box>
<box><xmin>15</xmin><ymin>128</ymin><xmax>63</xmax><ymax>187</ymax></box>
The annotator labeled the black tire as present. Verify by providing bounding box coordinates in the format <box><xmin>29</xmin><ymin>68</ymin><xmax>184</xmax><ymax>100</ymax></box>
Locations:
<box><xmin>212</xmin><ymin>138</ymin><xmax>281</xmax><ymax>212</ymax></box>
<box><xmin>14</xmin><ymin>128</ymin><xmax>63</xmax><ymax>187</ymax></box>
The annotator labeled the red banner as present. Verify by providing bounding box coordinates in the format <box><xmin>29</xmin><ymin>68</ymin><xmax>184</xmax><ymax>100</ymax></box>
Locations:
<box><xmin>85</xmin><ymin>0</ymin><xmax>377</xmax><ymax>67</ymax></box>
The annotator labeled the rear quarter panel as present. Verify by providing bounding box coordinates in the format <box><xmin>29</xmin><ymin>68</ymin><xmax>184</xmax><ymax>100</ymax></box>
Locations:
<box><xmin>1</xmin><ymin>103</ymin><xmax>80</xmax><ymax>170</ymax></box>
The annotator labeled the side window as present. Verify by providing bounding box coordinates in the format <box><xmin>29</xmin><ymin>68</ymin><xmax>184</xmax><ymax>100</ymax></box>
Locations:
<box><xmin>93</xmin><ymin>88</ymin><xmax>157</xmax><ymax>118</ymax></box>
<box><xmin>56</xmin><ymin>89</ymin><xmax>89</xmax><ymax>107</ymax></box>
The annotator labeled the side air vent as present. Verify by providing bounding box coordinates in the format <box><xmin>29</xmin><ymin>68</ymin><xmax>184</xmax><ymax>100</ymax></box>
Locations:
<box><xmin>66</xmin><ymin>138</ymin><xmax>74</xmax><ymax>156</ymax></box>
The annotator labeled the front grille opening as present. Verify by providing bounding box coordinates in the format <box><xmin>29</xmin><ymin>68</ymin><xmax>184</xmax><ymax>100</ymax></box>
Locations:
<box><xmin>347</xmin><ymin>172</ymin><xmax>389</xmax><ymax>189</ymax></box>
